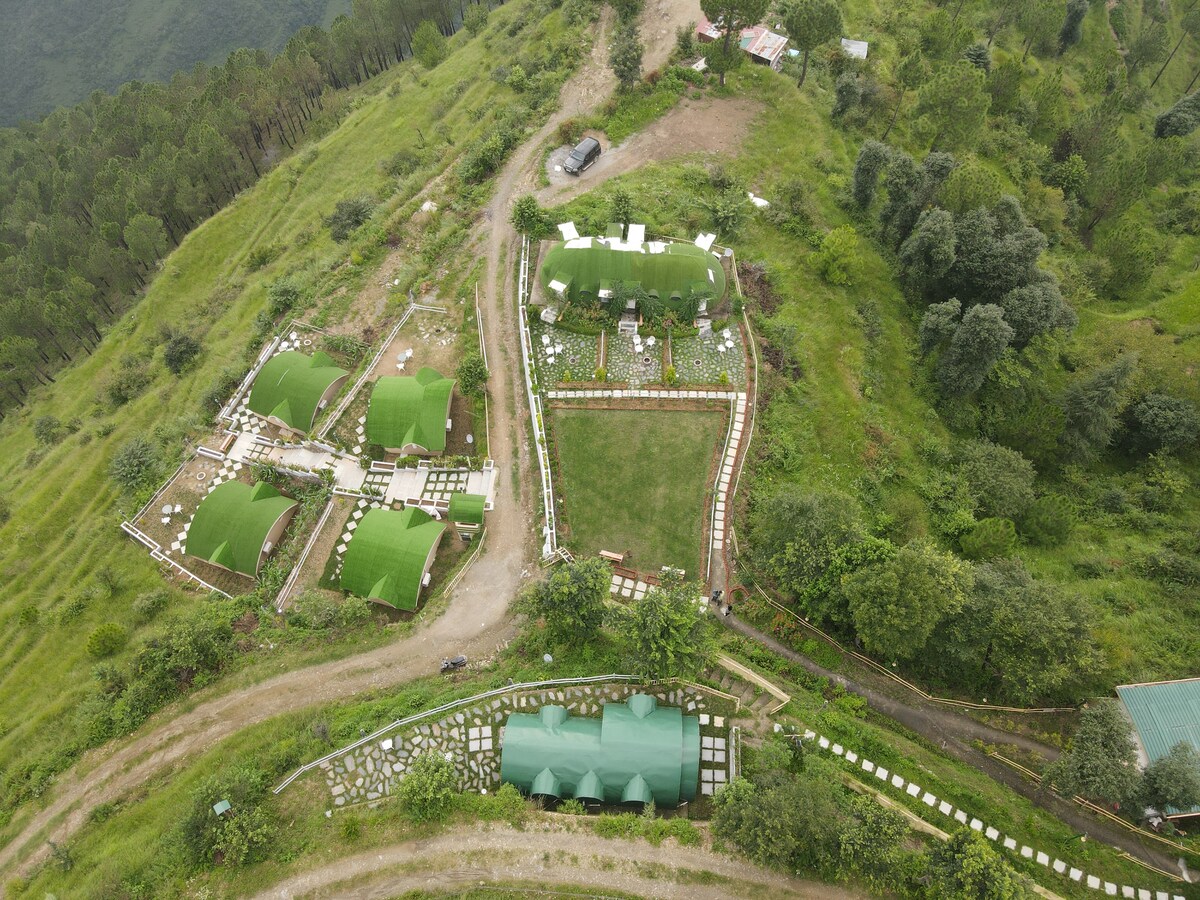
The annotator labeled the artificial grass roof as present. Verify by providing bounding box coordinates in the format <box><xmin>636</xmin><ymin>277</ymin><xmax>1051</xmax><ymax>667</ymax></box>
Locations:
<box><xmin>449</xmin><ymin>492</ymin><xmax>486</xmax><ymax>526</ymax></box>
<box><xmin>499</xmin><ymin>694</ymin><xmax>700</xmax><ymax>806</ymax></box>
<box><xmin>539</xmin><ymin>236</ymin><xmax>726</xmax><ymax>308</ymax></box>
<box><xmin>185</xmin><ymin>480</ymin><xmax>298</xmax><ymax>577</ymax></box>
<box><xmin>247</xmin><ymin>350</ymin><xmax>348</xmax><ymax>432</ymax></box>
<box><xmin>339</xmin><ymin>506</ymin><xmax>446</xmax><ymax>610</ymax></box>
<box><xmin>365</xmin><ymin>368</ymin><xmax>455</xmax><ymax>453</ymax></box>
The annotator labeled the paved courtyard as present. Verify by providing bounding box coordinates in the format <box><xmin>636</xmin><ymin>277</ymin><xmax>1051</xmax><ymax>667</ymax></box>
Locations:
<box><xmin>673</xmin><ymin>327</ymin><xmax>746</xmax><ymax>385</ymax></box>
<box><xmin>530</xmin><ymin>320</ymin><xmax>598</xmax><ymax>385</ymax></box>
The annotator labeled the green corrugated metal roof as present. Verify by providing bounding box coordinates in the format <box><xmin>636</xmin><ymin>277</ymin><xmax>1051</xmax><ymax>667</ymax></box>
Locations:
<box><xmin>247</xmin><ymin>350</ymin><xmax>348</xmax><ymax>432</ymax></box>
<box><xmin>1117</xmin><ymin>679</ymin><xmax>1200</xmax><ymax>816</ymax></box>
<box><xmin>185</xmin><ymin>480</ymin><xmax>297</xmax><ymax>577</ymax></box>
<box><xmin>449</xmin><ymin>492</ymin><xmax>486</xmax><ymax>526</ymax></box>
<box><xmin>539</xmin><ymin>238</ymin><xmax>726</xmax><ymax>309</ymax></box>
<box><xmin>499</xmin><ymin>694</ymin><xmax>700</xmax><ymax>806</ymax></box>
<box><xmin>339</xmin><ymin>506</ymin><xmax>445</xmax><ymax>610</ymax></box>
<box><xmin>1116</xmin><ymin>679</ymin><xmax>1200</xmax><ymax>764</ymax></box>
<box><xmin>365</xmin><ymin>368</ymin><xmax>455</xmax><ymax>454</ymax></box>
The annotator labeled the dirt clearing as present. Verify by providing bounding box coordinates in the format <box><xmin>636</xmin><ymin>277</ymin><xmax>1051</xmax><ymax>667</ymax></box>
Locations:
<box><xmin>539</xmin><ymin>96</ymin><xmax>764</xmax><ymax>204</ymax></box>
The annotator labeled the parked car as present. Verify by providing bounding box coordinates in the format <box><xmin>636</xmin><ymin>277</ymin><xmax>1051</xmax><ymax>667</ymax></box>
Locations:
<box><xmin>563</xmin><ymin>137</ymin><xmax>601</xmax><ymax>175</ymax></box>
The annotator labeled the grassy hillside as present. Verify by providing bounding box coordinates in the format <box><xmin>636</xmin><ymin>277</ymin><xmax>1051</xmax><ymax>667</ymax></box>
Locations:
<box><xmin>0</xmin><ymin>0</ymin><xmax>580</xmax><ymax>831</ymax></box>
<box><xmin>545</xmin><ymin>0</ymin><xmax>1200</xmax><ymax>704</ymax></box>
<box><xmin>0</xmin><ymin>0</ymin><xmax>350</xmax><ymax>124</ymax></box>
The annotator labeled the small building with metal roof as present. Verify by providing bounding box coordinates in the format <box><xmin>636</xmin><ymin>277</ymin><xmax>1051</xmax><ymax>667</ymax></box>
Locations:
<box><xmin>365</xmin><ymin>368</ymin><xmax>456</xmax><ymax>456</ymax></box>
<box><xmin>697</xmin><ymin>18</ymin><xmax>788</xmax><ymax>70</ymax></box>
<box><xmin>1116</xmin><ymin>677</ymin><xmax>1200</xmax><ymax>818</ymax></box>
<box><xmin>247</xmin><ymin>350</ymin><xmax>349</xmax><ymax>436</ymax></box>
<box><xmin>539</xmin><ymin>234</ymin><xmax>726</xmax><ymax>312</ymax></box>
<box><xmin>499</xmin><ymin>694</ymin><xmax>700</xmax><ymax>807</ymax></box>
<box><xmin>339</xmin><ymin>506</ymin><xmax>446</xmax><ymax>610</ymax></box>
<box><xmin>185</xmin><ymin>480</ymin><xmax>298</xmax><ymax>577</ymax></box>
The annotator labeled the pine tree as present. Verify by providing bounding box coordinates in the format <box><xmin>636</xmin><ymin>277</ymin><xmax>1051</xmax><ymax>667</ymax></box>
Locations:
<box><xmin>1061</xmin><ymin>355</ymin><xmax>1137</xmax><ymax>461</ymax></box>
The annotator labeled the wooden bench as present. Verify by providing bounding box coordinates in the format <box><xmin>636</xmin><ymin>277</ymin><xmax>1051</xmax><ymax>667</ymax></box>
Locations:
<box><xmin>599</xmin><ymin>550</ymin><xmax>625</xmax><ymax>564</ymax></box>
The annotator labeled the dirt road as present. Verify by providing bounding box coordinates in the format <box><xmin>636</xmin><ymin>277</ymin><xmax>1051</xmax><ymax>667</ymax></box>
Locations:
<box><xmin>540</xmin><ymin>96</ymin><xmax>763</xmax><ymax>204</ymax></box>
<box><xmin>250</xmin><ymin>823</ymin><xmax>861</xmax><ymax>899</ymax></box>
<box><xmin>0</xmin><ymin>0</ymin><xmax>683</xmax><ymax>880</ymax></box>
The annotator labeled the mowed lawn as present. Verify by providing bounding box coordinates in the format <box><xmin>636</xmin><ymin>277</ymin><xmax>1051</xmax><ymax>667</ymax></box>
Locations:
<box><xmin>552</xmin><ymin>408</ymin><xmax>725</xmax><ymax>576</ymax></box>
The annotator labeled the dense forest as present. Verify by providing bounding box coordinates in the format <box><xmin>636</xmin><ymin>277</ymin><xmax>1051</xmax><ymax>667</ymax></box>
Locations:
<box><xmin>0</xmin><ymin>0</ymin><xmax>482</xmax><ymax>417</ymax></box>
<box><xmin>0</xmin><ymin>0</ymin><xmax>350</xmax><ymax>124</ymax></box>
<box><xmin>738</xmin><ymin>0</ymin><xmax>1200</xmax><ymax>706</ymax></box>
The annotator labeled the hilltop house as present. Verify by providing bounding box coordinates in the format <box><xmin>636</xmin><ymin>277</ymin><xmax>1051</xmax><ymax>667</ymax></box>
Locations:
<box><xmin>339</xmin><ymin>506</ymin><xmax>446</xmax><ymax>610</ymax></box>
<box><xmin>697</xmin><ymin>18</ymin><xmax>789</xmax><ymax>71</ymax></box>
<box><xmin>184</xmin><ymin>480</ymin><xmax>298</xmax><ymax>577</ymax></box>
<box><xmin>247</xmin><ymin>350</ymin><xmax>349</xmax><ymax>437</ymax></box>
<box><xmin>365</xmin><ymin>367</ymin><xmax>456</xmax><ymax>456</ymax></box>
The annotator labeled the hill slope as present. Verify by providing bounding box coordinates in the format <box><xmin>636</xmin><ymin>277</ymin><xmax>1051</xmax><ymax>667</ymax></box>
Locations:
<box><xmin>0</xmin><ymin>0</ymin><xmax>349</xmax><ymax>123</ymax></box>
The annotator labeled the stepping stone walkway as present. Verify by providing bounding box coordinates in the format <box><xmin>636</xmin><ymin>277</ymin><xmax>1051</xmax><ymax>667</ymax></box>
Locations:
<box><xmin>710</xmin><ymin>394</ymin><xmax>748</xmax><ymax>558</ymax></box>
<box><xmin>334</xmin><ymin>498</ymin><xmax>385</xmax><ymax>578</ymax></box>
<box><xmin>785</xmin><ymin>724</ymin><xmax>1187</xmax><ymax>900</ymax></box>
<box><xmin>609</xmin><ymin>574</ymin><xmax>650</xmax><ymax>599</ymax></box>
<box><xmin>422</xmin><ymin>470</ymin><xmax>470</xmax><ymax>502</ymax></box>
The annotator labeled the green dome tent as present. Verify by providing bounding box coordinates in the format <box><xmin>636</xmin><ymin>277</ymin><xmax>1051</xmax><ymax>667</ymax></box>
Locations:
<box><xmin>339</xmin><ymin>506</ymin><xmax>446</xmax><ymax>610</ymax></box>
<box><xmin>539</xmin><ymin>236</ymin><xmax>726</xmax><ymax>311</ymax></box>
<box><xmin>185</xmin><ymin>480</ymin><xmax>298</xmax><ymax>577</ymax></box>
<box><xmin>247</xmin><ymin>350</ymin><xmax>349</xmax><ymax>433</ymax></box>
<box><xmin>365</xmin><ymin>368</ymin><xmax>456</xmax><ymax>455</ymax></box>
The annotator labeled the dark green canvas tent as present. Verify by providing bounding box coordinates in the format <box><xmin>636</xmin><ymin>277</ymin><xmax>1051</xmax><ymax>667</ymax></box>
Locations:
<box><xmin>247</xmin><ymin>350</ymin><xmax>349</xmax><ymax>433</ymax></box>
<box><xmin>185</xmin><ymin>480</ymin><xmax>298</xmax><ymax>577</ymax></box>
<box><xmin>499</xmin><ymin>694</ymin><xmax>700</xmax><ymax>806</ymax></box>
<box><xmin>365</xmin><ymin>368</ymin><xmax>456</xmax><ymax>455</ymax></box>
<box><xmin>339</xmin><ymin>506</ymin><xmax>446</xmax><ymax>610</ymax></box>
<box><xmin>539</xmin><ymin>236</ymin><xmax>726</xmax><ymax>311</ymax></box>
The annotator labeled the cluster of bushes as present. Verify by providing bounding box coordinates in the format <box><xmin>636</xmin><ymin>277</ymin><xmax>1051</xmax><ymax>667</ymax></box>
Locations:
<box><xmin>714</xmin><ymin>735</ymin><xmax>1035</xmax><ymax>897</ymax></box>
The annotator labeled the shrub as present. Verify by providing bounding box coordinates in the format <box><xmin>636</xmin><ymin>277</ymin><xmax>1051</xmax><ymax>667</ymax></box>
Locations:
<box><xmin>32</xmin><ymin>415</ymin><xmax>63</xmax><ymax>446</ymax></box>
<box><xmin>510</xmin><ymin>194</ymin><xmax>549</xmax><ymax>237</ymax></box>
<box><xmin>815</xmin><ymin>225</ymin><xmax>862</xmax><ymax>286</ymax></box>
<box><xmin>463</xmin><ymin>4</ymin><xmax>489</xmax><ymax>35</ymax></box>
<box><xmin>456</xmin><ymin>351</ymin><xmax>490</xmax><ymax>397</ymax></box>
<box><xmin>245</xmin><ymin>243</ymin><xmax>281</xmax><ymax>271</ymax></box>
<box><xmin>558</xmin><ymin>798</ymin><xmax>586</xmax><ymax>814</ymax></box>
<box><xmin>412</xmin><ymin>20</ymin><xmax>449</xmax><ymax>69</ymax></box>
<box><xmin>325</xmin><ymin>196</ymin><xmax>375</xmax><ymax>242</ymax></box>
<box><xmin>109</xmin><ymin>437</ymin><xmax>161</xmax><ymax>492</ymax></box>
<box><xmin>594</xmin><ymin>366</ymin><xmax>607</xmax><ymax>382</ymax></box>
<box><xmin>664</xmin><ymin>364</ymin><xmax>677</xmax><ymax>385</ymax></box>
<box><xmin>959</xmin><ymin>517</ymin><xmax>1017</xmax><ymax>560</ymax></box>
<box><xmin>1126</xmin><ymin>392</ymin><xmax>1200</xmax><ymax>455</ymax></box>
<box><xmin>132</xmin><ymin>589</ymin><xmax>171</xmax><ymax>623</ymax></box>
<box><xmin>1019</xmin><ymin>495</ymin><xmax>1073</xmax><ymax>546</ymax></box>
<box><xmin>163</xmin><ymin>332</ymin><xmax>202</xmax><ymax>374</ymax></box>
<box><xmin>178</xmin><ymin>765</ymin><xmax>275</xmax><ymax>868</ymax></box>
<box><xmin>103</xmin><ymin>356</ymin><xmax>151</xmax><ymax>406</ymax></box>
<box><xmin>338</xmin><ymin>595</ymin><xmax>374</xmax><ymax>627</ymax></box>
<box><xmin>396</xmin><ymin>751</ymin><xmax>458</xmax><ymax>821</ymax></box>
<box><xmin>87</xmin><ymin>623</ymin><xmax>129</xmax><ymax>658</ymax></box>
<box><xmin>957</xmin><ymin>440</ymin><xmax>1036</xmax><ymax>520</ymax></box>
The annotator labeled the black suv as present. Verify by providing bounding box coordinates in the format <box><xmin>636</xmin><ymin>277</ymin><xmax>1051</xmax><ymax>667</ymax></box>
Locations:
<box><xmin>563</xmin><ymin>137</ymin><xmax>601</xmax><ymax>175</ymax></box>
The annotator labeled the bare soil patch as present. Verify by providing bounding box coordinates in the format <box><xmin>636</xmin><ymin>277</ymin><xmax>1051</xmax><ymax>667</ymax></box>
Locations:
<box><xmin>539</xmin><ymin>95</ymin><xmax>765</xmax><ymax>203</ymax></box>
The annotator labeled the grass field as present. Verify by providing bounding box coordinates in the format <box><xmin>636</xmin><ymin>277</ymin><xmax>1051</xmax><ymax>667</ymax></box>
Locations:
<box><xmin>0</xmin><ymin>0</ymin><xmax>578</xmax><ymax>833</ymax></box>
<box><xmin>550</xmin><ymin>407</ymin><xmax>725</xmax><ymax>576</ymax></box>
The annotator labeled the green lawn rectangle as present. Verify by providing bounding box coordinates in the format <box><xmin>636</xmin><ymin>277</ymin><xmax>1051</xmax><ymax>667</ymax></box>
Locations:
<box><xmin>551</xmin><ymin>407</ymin><xmax>725</xmax><ymax>576</ymax></box>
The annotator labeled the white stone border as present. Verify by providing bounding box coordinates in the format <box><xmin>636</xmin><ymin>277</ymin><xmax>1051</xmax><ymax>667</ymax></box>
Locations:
<box><xmin>780</xmin><ymin>725</ymin><xmax>1186</xmax><ymax>900</ymax></box>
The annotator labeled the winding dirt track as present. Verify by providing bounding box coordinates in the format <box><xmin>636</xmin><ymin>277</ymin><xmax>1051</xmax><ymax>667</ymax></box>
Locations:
<box><xmin>249</xmin><ymin>823</ymin><xmax>861</xmax><ymax>899</ymax></box>
<box><xmin>0</xmin><ymin>1</ymin><xmax>698</xmax><ymax>880</ymax></box>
